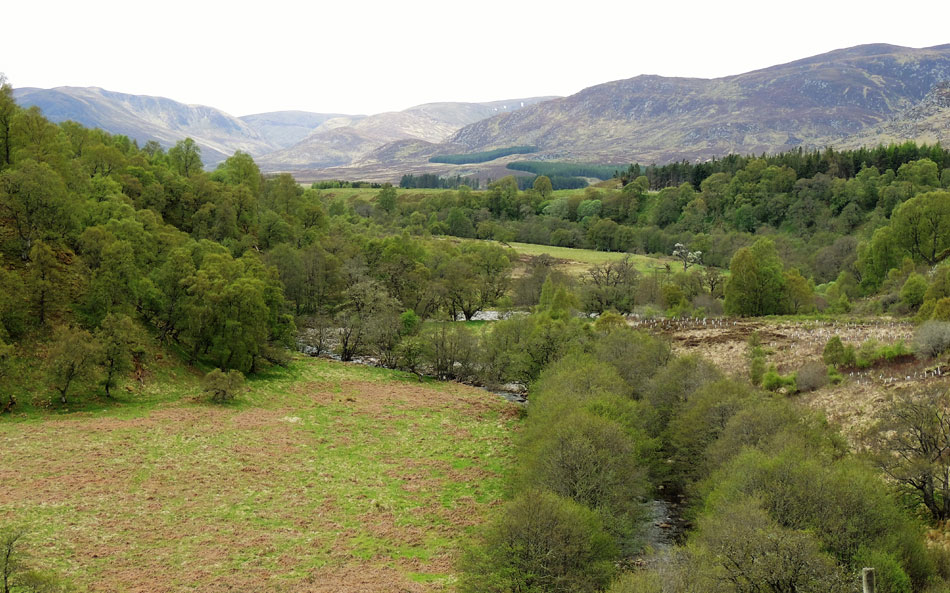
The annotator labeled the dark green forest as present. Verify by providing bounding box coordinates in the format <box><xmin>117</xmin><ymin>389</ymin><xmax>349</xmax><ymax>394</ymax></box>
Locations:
<box><xmin>507</xmin><ymin>160</ymin><xmax>622</xmax><ymax>180</ymax></box>
<box><xmin>429</xmin><ymin>145</ymin><xmax>538</xmax><ymax>164</ymax></box>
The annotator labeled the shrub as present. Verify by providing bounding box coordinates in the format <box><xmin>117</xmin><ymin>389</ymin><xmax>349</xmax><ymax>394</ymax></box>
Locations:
<box><xmin>856</xmin><ymin>340</ymin><xmax>910</xmax><ymax>367</ymax></box>
<box><xmin>762</xmin><ymin>365</ymin><xmax>797</xmax><ymax>393</ymax></box>
<box><xmin>853</xmin><ymin>548</ymin><xmax>912</xmax><ymax>593</ymax></box>
<box><xmin>422</xmin><ymin>322</ymin><xmax>478</xmax><ymax>381</ymax></box>
<box><xmin>0</xmin><ymin>526</ymin><xmax>72</xmax><ymax>592</ymax></box>
<box><xmin>694</xmin><ymin>500</ymin><xmax>850</xmax><ymax>593</ymax></box>
<box><xmin>47</xmin><ymin>325</ymin><xmax>100</xmax><ymax>405</ymax></box>
<box><xmin>691</xmin><ymin>293</ymin><xmax>724</xmax><ymax>316</ymax></box>
<box><xmin>203</xmin><ymin>368</ymin><xmax>244</xmax><ymax>403</ymax></box>
<box><xmin>644</xmin><ymin>356</ymin><xmax>723</xmax><ymax>431</ymax></box>
<box><xmin>592</xmin><ymin>328</ymin><xmax>670</xmax><ymax>398</ymax></box>
<box><xmin>399</xmin><ymin>309</ymin><xmax>421</xmax><ymax>336</ymax></box>
<box><xmin>931</xmin><ymin>297</ymin><xmax>950</xmax><ymax>321</ymax></box>
<box><xmin>518</xmin><ymin>411</ymin><xmax>647</xmax><ymax>534</ymax></box>
<box><xmin>900</xmin><ymin>273</ymin><xmax>928</xmax><ymax>309</ymax></box>
<box><xmin>827</xmin><ymin>365</ymin><xmax>844</xmax><ymax>384</ymax></box>
<box><xmin>912</xmin><ymin>321</ymin><xmax>950</xmax><ymax>359</ymax></box>
<box><xmin>822</xmin><ymin>336</ymin><xmax>846</xmax><ymax>367</ymax></box>
<box><xmin>459</xmin><ymin>490</ymin><xmax>616</xmax><ymax>593</ymax></box>
<box><xmin>823</xmin><ymin>336</ymin><xmax>857</xmax><ymax>368</ymax></box>
<box><xmin>396</xmin><ymin>336</ymin><xmax>425</xmax><ymax>375</ymax></box>
<box><xmin>796</xmin><ymin>361</ymin><xmax>829</xmax><ymax>392</ymax></box>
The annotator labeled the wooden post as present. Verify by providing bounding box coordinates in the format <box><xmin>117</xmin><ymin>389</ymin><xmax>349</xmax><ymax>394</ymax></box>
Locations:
<box><xmin>862</xmin><ymin>567</ymin><xmax>875</xmax><ymax>593</ymax></box>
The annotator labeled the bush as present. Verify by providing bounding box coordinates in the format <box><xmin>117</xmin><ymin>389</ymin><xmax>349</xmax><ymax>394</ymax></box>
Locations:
<box><xmin>705</xmin><ymin>448</ymin><xmax>935</xmax><ymax>589</ymax></box>
<box><xmin>822</xmin><ymin>336</ymin><xmax>857</xmax><ymax>368</ymax></box>
<box><xmin>822</xmin><ymin>336</ymin><xmax>845</xmax><ymax>367</ymax></box>
<box><xmin>592</xmin><ymin>328</ymin><xmax>670</xmax><ymax>398</ymax></box>
<box><xmin>459</xmin><ymin>490</ymin><xmax>616</xmax><ymax>593</ymax></box>
<box><xmin>900</xmin><ymin>273</ymin><xmax>928</xmax><ymax>309</ymax></box>
<box><xmin>202</xmin><ymin>368</ymin><xmax>244</xmax><ymax>403</ymax></box>
<box><xmin>422</xmin><ymin>322</ymin><xmax>478</xmax><ymax>381</ymax></box>
<box><xmin>644</xmin><ymin>356</ymin><xmax>723</xmax><ymax>431</ymax></box>
<box><xmin>853</xmin><ymin>339</ymin><xmax>911</xmax><ymax>368</ymax></box>
<box><xmin>912</xmin><ymin>321</ymin><xmax>950</xmax><ymax>359</ymax></box>
<box><xmin>931</xmin><ymin>297</ymin><xmax>950</xmax><ymax>321</ymax></box>
<box><xmin>762</xmin><ymin>365</ymin><xmax>797</xmax><ymax>393</ymax></box>
<box><xmin>396</xmin><ymin>336</ymin><xmax>425</xmax><ymax>375</ymax></box>
<box><xmin>1</xmin><ymin>526</ymin><xmax>72</xmax><ymax>592</ymax></box>
<box><xmin>853</xmin><ymin>548</ymin><xmax>912</xmax><ymax>593</ymax></box>
<box><xmin>518</xmin><ymin>411</ymin><xmax>646</xmax><ymax>531</ymax></box>
<box><xmin>694</xmin><ymin>500</ymin><xmax>850</xmax><ymax>593</ymax></box>
<box><xmin>796</xmin><ymin>361</ymin><xmax>829</xmax><ymax>392</ymax></box>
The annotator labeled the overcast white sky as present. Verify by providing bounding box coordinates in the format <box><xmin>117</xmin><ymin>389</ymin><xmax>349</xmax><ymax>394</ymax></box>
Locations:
<box><xmin>3</xmin><ymin>0</ymin><xmax>949</xmax><ymax>117</ymax></box>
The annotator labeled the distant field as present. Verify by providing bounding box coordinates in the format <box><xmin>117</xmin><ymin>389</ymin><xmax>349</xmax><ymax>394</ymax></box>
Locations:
<box><xmin>0</xmin><ymin>356</ymin><xmax>517</xmax><ymax>592</ymax></box>
<box><xmin>501</xmin><ymin>241</ymin><xmax>676</xmax><ymax>276</ymax></box>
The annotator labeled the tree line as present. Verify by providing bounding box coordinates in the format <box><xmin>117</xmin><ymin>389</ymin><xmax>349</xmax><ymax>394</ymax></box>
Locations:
<box><xmin>618</xmin><ymin>143</ymin><xmax>950</xmax><ymax>190</ymax></box>
<box><xmin>429</xmin><ymin>145</ymin><xmax>538</xmax><ymax>164</ymax></box>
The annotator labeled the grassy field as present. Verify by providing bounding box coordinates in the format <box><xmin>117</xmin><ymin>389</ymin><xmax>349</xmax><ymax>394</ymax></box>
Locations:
<box><xmin>0</xmin><ymin>355</ymin><xmax>518</xmax><ymax>592</ymax></box>
<box><xmin>501</xmin><ymin>241</ymin><xmax>675</xmax><ymax>276</ymax></box>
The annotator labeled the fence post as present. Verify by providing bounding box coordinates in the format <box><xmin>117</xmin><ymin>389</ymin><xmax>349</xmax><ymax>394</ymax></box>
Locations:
<box><xmin>862</xmin><ymin>567</ymin><xmax>875</xmax><ymax>593</ymax></box>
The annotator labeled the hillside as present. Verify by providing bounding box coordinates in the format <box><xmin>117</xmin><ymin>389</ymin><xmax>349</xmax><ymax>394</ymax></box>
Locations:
<box><xmin>257</xmin><ymin>97</ymin><xmax>556</xmax><ymax>171</ymax></box>
<box><xmin>12</xmin><ymin>86</ymin><xmax>555</xmax><ymax>172</ymax></box>
<box><xmin>443</xmin><ymin>43</ymin><xmax>950</xmax><ymax>166</ymax></box>
<box><xmin>13</xmin><ymin>86</ymin><xmax>280</xmax><ymax>165</ymax></box>
<box><xmin>845</xmin><ymin>80</ymin><xmax>950</xmax><ymax>148</ymax></box>
<box><xmin>238</xmin><ymin>110</ymin><xmax>351</xmax><ymax>148</ymax></box>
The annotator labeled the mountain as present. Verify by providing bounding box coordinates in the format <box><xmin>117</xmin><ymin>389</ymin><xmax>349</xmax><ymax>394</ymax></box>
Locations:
<box><xmin>844</xmin><ymin>81</ymin><xmax>950</xmax><ymax>148</ymax></box>
<box><xmin>256</xmin><ymin>98</ymin><xmax>556</xmax><ymax>171</ymax></box>
<box><xmin>12</xmin><ymin>86</ymin><xmax>281</xmax><ymax>165</ymax></box>
<box><xmin>443</xmin><ymin>44</ymin><xmax>950</xmax><ymax>166</ymax></box>
<box><xmin>12</xmin><ymin>86</ymin><xmax>554</xmax><ymax>171</ymax></box>
<box><xmin>239</xmin><ymin>111</ymin><xmax>351</xmax><ymax>148</ymax></box>
<box><xmin>15</xmin><ymin>44</ymin><xmax>950</xmax><ymax>181</ymax></box>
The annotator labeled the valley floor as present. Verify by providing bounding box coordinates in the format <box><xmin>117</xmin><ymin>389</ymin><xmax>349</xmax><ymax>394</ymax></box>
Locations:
<box><xmin>0</xmin><ymin>357</ymin><xmax>518</xmax><ymax>592</ymax></box>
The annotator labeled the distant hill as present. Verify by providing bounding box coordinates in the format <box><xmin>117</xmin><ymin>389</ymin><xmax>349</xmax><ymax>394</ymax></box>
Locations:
<box><xmin>13</xmin><ymin>86</ymin><xmax>280</xmax><ymax>165</ymax></box>
<box><xmin>256</xmin><ymin>98</ymin><xmax>557</xmax><ymax>171</ymax></box>
<box><xmin>844</xmin><ymin>81</ymin><xmax>950</xmax><ymax>148</ymax></box>
<box><xmin>15</xmin><ymin>44</ymin><xmax>950</xmax><ymax>181</ymax></box>
<box><xmin>12</xmin><ymin>86</ymin><xmax>555</xmax><ymax>171</ymax></box>
<box><xmin>238</xmin><ymin>111</ymin><xmax>351</xmax><ymax>148</ymax></box>
<box><xmin>443</xmin><ymin>44</ymin><xmax>950</xmax><ymax>166</ymax></box>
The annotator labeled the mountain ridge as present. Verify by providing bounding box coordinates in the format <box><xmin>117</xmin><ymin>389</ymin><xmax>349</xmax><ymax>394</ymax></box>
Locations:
<box><xmin>12</xmin><ymin>43</ymin><xmax>950</xmax><ymax>180</ymax></box>
<box><xmin>441</xmin><ymin>43</ymin><xmax>950</xmax><ymax>167</ymax></box>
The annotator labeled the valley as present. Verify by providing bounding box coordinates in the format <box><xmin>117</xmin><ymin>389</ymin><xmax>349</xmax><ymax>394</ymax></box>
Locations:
<box><xmin>5</xmin><ymin>35</ymin><xmax>950</xmax><ymax>593</ymax></box>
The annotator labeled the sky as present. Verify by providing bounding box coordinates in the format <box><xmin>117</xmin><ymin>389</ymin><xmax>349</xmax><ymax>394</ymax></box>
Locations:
<box><xmin>3</xmin><ymin>0</ymin><xmax>949</xmax><ymax>117</ymax></box>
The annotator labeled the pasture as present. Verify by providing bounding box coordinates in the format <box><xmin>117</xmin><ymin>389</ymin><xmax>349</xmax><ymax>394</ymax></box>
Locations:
<box><xmin>0</xmin><ymin>356</ymin><xmax>518</xmax><ymax>592</ymax></box>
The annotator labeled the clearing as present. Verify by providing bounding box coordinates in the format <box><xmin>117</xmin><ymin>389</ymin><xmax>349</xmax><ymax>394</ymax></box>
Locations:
<box><xmin>0</xmin><ymin>356</ymin><xmax>518</xmax><ymax>592</ymax></box>
<box><xmin>500</xmin><ymin>241</ymin><xmax>676</xmax><ymax>277</ymax></box>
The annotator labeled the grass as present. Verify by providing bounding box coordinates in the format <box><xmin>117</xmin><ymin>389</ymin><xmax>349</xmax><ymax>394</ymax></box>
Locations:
<box><xmin>500</xmin><ymin>241</ymin><xmax>676</xmax><ymax>276</ymax></box>
<box><xmin>0</xmin><ymin>353</ymin><xmax>519</xmax><ymax>592</ymax></box>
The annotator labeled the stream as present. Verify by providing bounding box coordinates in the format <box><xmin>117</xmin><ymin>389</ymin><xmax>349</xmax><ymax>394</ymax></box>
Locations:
<box><xmin>297</xmin><ymin>344</ymin><xmax>527</xmax><ymax>403</ymax></box>
<box><xmin>631</xmin><ymin>497</ymin><xmax>688</xmax><ymax>567</ymax></box>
